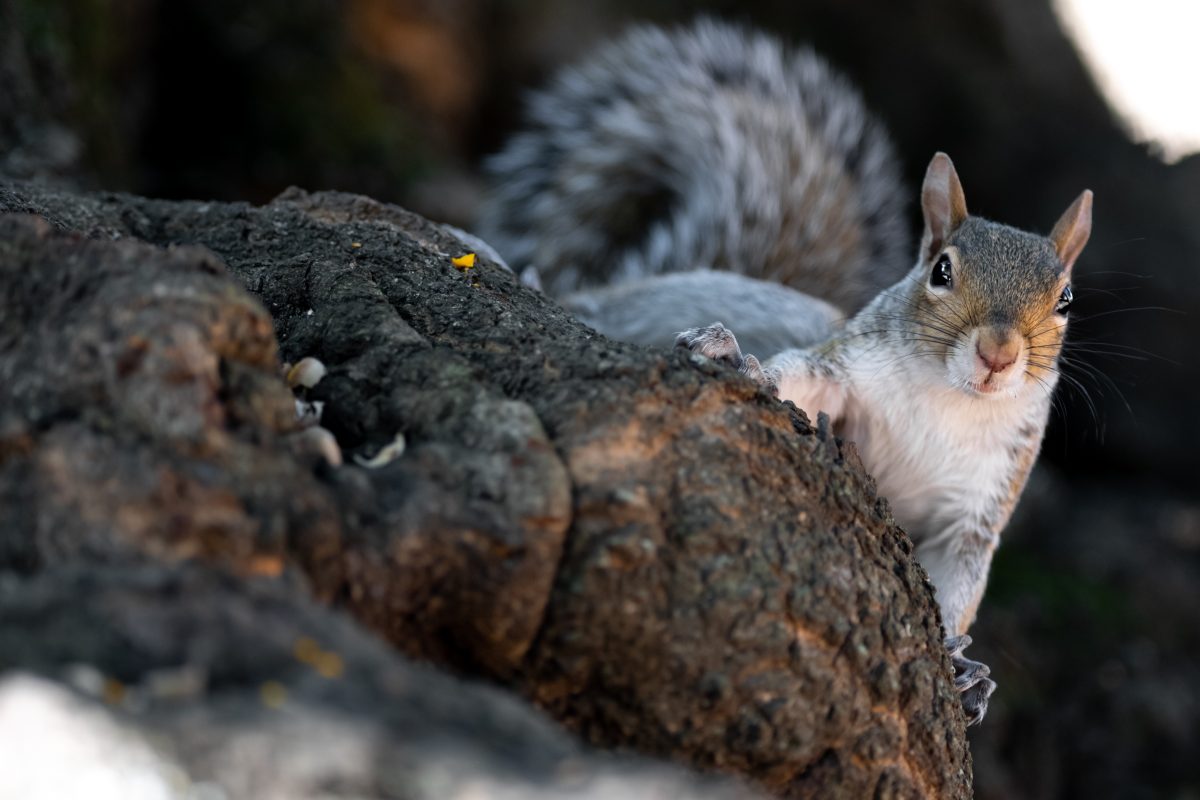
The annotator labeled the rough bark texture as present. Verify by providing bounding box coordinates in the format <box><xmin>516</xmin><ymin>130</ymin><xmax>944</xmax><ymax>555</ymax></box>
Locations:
<box><xmin>5</xmin><ymin>2</ymin><xmax>1197</xmax><ymax>796</ymax></box>
<box><xmin>0</xmin><ymin>181</ymin><xmax>971</xmax><ymax>798</ymax></box>
<box><xmin>0</xmin><ymin>564</ymin><xmax>758</xmax><ymax>800</ymax></box>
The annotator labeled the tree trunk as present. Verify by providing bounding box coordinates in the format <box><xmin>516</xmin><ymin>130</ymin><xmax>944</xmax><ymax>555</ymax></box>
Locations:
<box><xmin>0</xmin><ymin>181</ymin><xmax>971</xmax><ymax>798</ymax></box>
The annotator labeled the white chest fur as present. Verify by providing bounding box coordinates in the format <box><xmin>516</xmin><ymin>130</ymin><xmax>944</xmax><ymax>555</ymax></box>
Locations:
<box><xmin>838</xmin><ymin>350</ymin><xmax>1039</xmax><ymax>544</ymax></box>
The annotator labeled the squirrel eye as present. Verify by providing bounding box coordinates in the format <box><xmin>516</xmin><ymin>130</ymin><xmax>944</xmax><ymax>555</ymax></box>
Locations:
<box><xmin>1056</xmin><ymin>284</ymin><xmax>1073</xmax><ymax>314</ymax></box>
<box><xmin>930</xmin><ymin>254</ymin><xmax>953</xmax><ymax>288</ymax></box>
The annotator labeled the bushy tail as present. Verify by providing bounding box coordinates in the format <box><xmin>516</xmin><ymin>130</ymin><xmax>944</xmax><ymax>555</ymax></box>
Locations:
<box><xmin>476</xmin><ymin>19</ymin><xmax>910</xmax><ymax>313</ymax></box>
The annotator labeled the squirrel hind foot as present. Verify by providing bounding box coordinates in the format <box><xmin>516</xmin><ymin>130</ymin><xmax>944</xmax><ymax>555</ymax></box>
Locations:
<box><xmin>946</xmin><ymin>634</ymin><xmax>997</xmax><ymax>726</ymax></box>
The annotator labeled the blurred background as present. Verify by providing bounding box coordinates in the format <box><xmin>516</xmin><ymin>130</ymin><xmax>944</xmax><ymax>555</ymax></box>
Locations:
<box><xmin>2</xmin><ymin>0</ymin><xmax>1197</xmax><ymax>797</ymax></box>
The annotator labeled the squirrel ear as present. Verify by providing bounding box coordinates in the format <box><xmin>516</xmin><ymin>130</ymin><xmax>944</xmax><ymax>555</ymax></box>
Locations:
<box><xmin>1050</xmin><ymin>190</ymin><xmax>1093</xmax><ymax>274</ymax></box>
<box><xmin>920</xmin><ymin>152</ymin><xmax>969</xmax><ymax>261</ymax></box>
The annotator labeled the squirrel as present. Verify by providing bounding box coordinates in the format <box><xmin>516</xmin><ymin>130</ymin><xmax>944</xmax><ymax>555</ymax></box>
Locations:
<box><xmin>477</xmin><ymin>19</ymin><xmax>1093</xmax><ymax>726</ymax></box>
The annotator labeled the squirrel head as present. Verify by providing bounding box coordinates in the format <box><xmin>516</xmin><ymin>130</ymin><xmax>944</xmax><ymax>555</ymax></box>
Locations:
<box><xmin>908</xmin><ymin>152</ymin><xmax>1092</xmax><ymax>399</ymax></box>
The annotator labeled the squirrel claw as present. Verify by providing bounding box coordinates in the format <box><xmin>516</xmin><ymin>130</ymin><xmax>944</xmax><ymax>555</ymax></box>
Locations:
<box><xmin>945</xmin><ymin>635</ymin><xmax>996</xmax><ymax>726</ymax></box>
<box><xmin>961</xmin><ymin>677</ymin><xmax>996</xmax><ymax>726</ymax></box>
<box><xmin>676</xmin><ymin>323</ymin><xmax>778</xmax><ymax>396</ymax></box>
<box><xmin>676</xmin><ymin>322</ymin><xmax>743</xmax><ymax>366</ymax></box>
<box><xmin>740</xmin><ymin>354</ymin><xmax>780</xmax><ymax>397</ymax></box>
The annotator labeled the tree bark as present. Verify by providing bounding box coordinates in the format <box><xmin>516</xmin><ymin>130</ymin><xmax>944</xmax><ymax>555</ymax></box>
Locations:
<box><xmin>0</xmin><ymin>181</ymin><xmax>972</xmax><ymax>798</ymax></box>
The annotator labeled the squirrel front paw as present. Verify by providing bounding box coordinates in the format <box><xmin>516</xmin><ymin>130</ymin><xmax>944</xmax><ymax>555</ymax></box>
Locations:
<box><xmin>946</xmin><ymin>634</ymin><xmax>996</xmax><ymax>726</ymax></box>
<box><xmin>675</xmin><ymin>322</ymin><xmax>779</xmax><ymax>396</ymax></box>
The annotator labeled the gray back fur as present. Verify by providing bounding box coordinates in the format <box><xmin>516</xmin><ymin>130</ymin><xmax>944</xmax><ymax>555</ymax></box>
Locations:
<box><xmin>564</xmin><ymin>270</ymin><xmax>842</xmax><ymax>356</ymax></box>
<box><xmin>477</xmin><ymin>19</ymin><xmax>910</xmax><ymax>313</ymax></box>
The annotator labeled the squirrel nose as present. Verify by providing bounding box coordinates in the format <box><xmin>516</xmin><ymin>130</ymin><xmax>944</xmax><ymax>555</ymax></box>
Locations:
<box><xmin>976</xmin><ymin>329</ymin><xmax>1020</xmax><ymax>374</ymax></box>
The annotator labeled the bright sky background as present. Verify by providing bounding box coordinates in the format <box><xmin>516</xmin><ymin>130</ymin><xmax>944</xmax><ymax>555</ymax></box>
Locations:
<box><xmin>1054</xmin><ymin>0</ymin><xmax>1200</xmax><ymax>162</ymax></box>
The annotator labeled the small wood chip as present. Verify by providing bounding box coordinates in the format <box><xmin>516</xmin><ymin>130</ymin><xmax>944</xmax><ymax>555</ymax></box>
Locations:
<box><xmin>287</xmin><ymin>356</ymin><xmax>327</xmax><ymax>389</ymax></box>
<box><xmin>352</xmin><ymin>432</ymin><xmax>406</xmax><ymax>468</ymax></box>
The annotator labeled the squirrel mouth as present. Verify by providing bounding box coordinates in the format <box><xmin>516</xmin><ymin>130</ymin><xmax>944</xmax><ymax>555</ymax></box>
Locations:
<box><xmin>966</xmin><ymin>377</ymin><xmax>1006</xmax><ymax>396</ymax></box>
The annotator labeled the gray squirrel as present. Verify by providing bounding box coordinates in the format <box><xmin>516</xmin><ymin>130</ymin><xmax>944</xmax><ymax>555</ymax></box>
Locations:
<box><xmin>477</xmin><ymin>19</ymin><xmax>1092</xmax><ymax>726</ymax></box>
